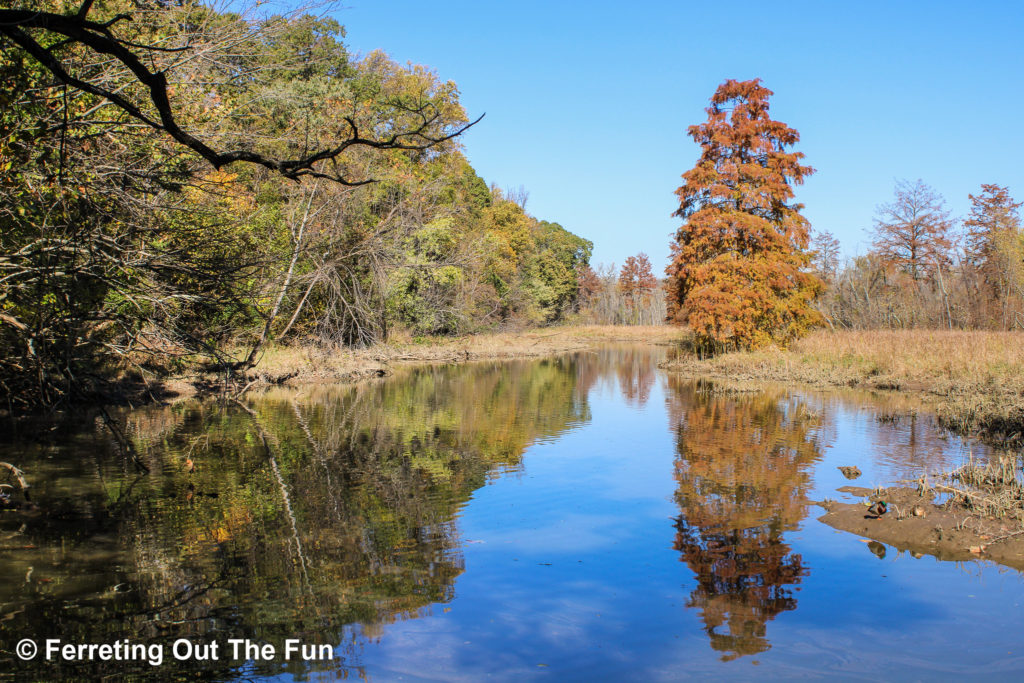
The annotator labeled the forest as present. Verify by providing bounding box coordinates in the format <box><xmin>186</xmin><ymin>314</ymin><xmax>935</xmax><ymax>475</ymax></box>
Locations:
<box><xmin>811</xmin><ymin>180</ymin><xmax>1024</xmax><ymax>332</ymax></box>
<box><xmin>1</xmin><ymin>2</ymin><xmax>1022</xmax><ymax>415</ymax></box>
<box><xmin>0</xmin><ymin>1</ymin><xmax>607</xmax><ymax>410</ymax></box>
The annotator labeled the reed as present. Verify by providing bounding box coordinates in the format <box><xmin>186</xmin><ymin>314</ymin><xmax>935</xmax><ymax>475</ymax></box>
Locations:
<box><xmin>663</xmin><ymin>329</ymin><xmax>1024</xmax><ymax>443</ymax></box>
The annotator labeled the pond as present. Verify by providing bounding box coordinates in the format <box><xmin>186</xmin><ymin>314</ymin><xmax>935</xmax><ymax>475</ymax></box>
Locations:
<box><xmin>1</xmin><ymin>345</ymin><xmax>1022</xmax><ymax>680</ymax></box>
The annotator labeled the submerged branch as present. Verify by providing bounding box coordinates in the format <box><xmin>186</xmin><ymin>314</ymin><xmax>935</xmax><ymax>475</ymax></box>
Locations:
<box><xmin>0</xmin><ymin>462</ymin><xmax>29</xmax><ymax>495</ymax></box>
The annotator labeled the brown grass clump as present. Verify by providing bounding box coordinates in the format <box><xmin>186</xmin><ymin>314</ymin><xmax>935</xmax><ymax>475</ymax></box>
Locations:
<box><xmin>939</xmin><ymin>454</ymin><xmax>1024</xmax><ymax>523</ymax></box>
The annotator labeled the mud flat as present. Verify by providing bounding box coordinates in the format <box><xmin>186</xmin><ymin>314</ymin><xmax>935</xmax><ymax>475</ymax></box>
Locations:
<box><xmin>818</xmin><ymin>484</ymin><xmax>1024</xmax><ymax>570</ymax></box>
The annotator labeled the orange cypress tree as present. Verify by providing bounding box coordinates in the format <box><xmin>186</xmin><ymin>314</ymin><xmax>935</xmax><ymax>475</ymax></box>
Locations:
<box><xmin>666</xmin><ymin>79</ymin><xmax>822</xmax><ymax>352</ymax></box>
<box><xmin>619</xmin><ymin>253</ymin><xmax>658</xmax><ymax>307</ymax></box>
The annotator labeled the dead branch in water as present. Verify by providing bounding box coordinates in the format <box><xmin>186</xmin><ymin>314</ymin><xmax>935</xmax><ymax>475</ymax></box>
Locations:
<box><xmin>0</xmin><ymin>462</ymin><xmax>29</xmax><ymax>494</ymax></box>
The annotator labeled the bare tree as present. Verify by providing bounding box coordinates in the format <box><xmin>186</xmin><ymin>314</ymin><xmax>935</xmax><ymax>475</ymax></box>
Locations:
<box><xmin>871</xmin><ymin>179</ymin><xmax>953</xmax><ymax>281</ymax></box>
<box><xmin>810</xmin><ymin>229</ymin><xmax>841</xmax><ymax>281</ymax></box>
<box><xmin>504</xmin><ymin>185</ymin><xmax>530</xmax><ymax>210</ymax></box>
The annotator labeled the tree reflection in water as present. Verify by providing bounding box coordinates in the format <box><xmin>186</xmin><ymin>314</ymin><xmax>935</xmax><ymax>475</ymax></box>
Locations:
<box><xmin>667</xmin><ymin>378</ymin><xmax>826</xmax><ymax>661</ymax></box>
<box><xmin>1</xmin><ymin>350</ymin><xmax>833</xmax><ymax>676</ymax></box>
<box><xmin>0</xmin><ymin>357</ymin><xmax>589</xmax><ymax>680</ymax></box>
<box><xmin>616</xmin><ymin>346</ymin><xmax>657</xmax><ymax>407</ymax></box>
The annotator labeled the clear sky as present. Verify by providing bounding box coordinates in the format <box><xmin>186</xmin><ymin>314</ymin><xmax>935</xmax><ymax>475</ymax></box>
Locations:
<box><xmin>333</xmin><ymin>0</ymin><xmax>1024</xmax><ymax>272</ymax></box>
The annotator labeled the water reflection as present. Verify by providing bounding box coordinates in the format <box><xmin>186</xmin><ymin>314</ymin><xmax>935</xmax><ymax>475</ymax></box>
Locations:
<box><xmin>571</xmin><ymin>345</ymin><xmax>662</xmax><ymax>409</ymax></box>
<box><xmin>616</xmin><ymin>347</ymin><xmax>657</xmax><ymax>407</ymax></box>
<box><xmin>0</xmin><ymin>347</ymin><xmax>1010</xmax><ymax>680</ymax></box>
<box><xmin>0</xmin><ymin>357</ymin><xmax>589</xmax><ymax>679</ymax></box>
<box><xmin>667</xmin><ymin>378</ymin><xmax>825</xmax><ymax>661</ymax></box>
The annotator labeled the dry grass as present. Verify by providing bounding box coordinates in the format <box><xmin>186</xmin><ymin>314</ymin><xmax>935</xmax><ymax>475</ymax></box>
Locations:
<box><xmin>789</xmin><ymin>330</ymin><xmax>1024</xmax><ymax>389</ymax></box>
<box><xmin>259</xmin><ymin>325</ymin><xmax>677</xmax><ymax>370</ymax></box>
<box><xmin>938</xmin><ymin>454</ymin><xmax>1024</xmax><ymax>524</ymax></box>
<box><xmin>663</xmin><ymin>329</ymin><xmax>1024</xmax><ymax>443</ymax></box>
<box><xmin>165</xmin><ymin>325</ymin><xmax>681</xmax><ymax>398</ymax></box>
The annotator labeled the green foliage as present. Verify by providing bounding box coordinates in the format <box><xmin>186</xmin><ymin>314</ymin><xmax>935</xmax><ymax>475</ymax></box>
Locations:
<box><xmin>387</xmin><ymin>218</ymin><xmax>465</xmax><ymax>335</ymax></box>
<box><xmin>524</xmin><ymin>221</ymin><xmax>593</xmax><ymax>323</ymax></box>
<box><xmin>0</xmin><ymin>2</ymin><xmax>592</xmax><ymax>407</ymax></box>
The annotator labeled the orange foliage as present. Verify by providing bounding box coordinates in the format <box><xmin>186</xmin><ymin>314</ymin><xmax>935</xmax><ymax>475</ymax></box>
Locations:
<box><xmin>668</xmin><ymin>379</ymin><xmax>820</xmax><ymax>659</ymax></box>
<box><xmin>618</xmin><ymin>252</ymin><xmax>657</xmax><ymax>307</ymax></box>
<box><xmin>666</xmin><ymin>79</ymin><xmax>822</xmax><ymax>351</ymax></box>
<box><xmin>871</xmin><ymin>179</ymin><xmax>953</xmax><ymax>282</ymax></box>
<box><xmin>576</xmin><ymin>264</ymin><xmax>602</xmax><ymax>306</ymax></box>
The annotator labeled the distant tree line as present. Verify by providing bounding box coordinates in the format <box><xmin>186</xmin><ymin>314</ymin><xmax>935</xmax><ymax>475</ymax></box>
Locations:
<box><xmin>812</xmin><ymin>180</ymin><xmax>1023</xmax><ymax>330</ymax></box>
<box><xmin>576</xmin><ymin>253</ymin><xmax>666</xmax><ymax>325</ymax></box>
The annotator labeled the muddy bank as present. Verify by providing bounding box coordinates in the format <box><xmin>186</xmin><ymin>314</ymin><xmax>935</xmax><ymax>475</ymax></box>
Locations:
<box><xmin>817</xmin><ymin>485</ymin><xmax>1024</xmax><ymax>571</ymax></box>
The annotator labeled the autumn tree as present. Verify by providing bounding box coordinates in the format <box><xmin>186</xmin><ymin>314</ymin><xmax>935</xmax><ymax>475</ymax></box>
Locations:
<box><xmin>576</xmin><ymin>265</ymin><xmax>602</xmax><ymax>309</ymax></box>
<box><xmin>666</xmin><ymin>79</ymin><xmax>822</xmax><ymax>352</ymax></box>
<box><xmin>962</xmin><ymin>184</ymin><xmax>1024</xmax><ymax>328</ymax></box>
<box><xmin>871</xmin><ymin>179</ymin><xmax>953</xmax><ymax>282</ymax></box>
<box><xmin>619</xmin><ymin>253</ymin><xmax>658</xmax><ymax>311</ymax></box>
<box><xmin>810</xmin><ymin>229</ymin><xmax>841</xmax><ymax>282</ymax></box>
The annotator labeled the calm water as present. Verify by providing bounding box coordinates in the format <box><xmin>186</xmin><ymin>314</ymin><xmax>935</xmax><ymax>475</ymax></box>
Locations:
<box><xmin>1</xmin><ymin>345</ymin><xmax>1022</xmax><ymax>681</ymax></box>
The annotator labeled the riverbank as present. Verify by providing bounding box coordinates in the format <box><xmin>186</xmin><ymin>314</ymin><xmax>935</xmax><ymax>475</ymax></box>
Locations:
<box><xmin>160</xmin><ymin>325</ymin><xmax>681</xmax><ymax>401</ymax></box>
<box><xmin>817</xmin><ymin>457</ymin><xmax>1024</xmax><ymax>570</ymax></box>
<box><xmin>661</xmin><ymin>329</ymin><xmax>1024</xmax><ymax>445</ymax></box>
<box><xmin>660</xmin><ymin>328</ymin><xmax>1024</xmax><ymax>569</ymax></box>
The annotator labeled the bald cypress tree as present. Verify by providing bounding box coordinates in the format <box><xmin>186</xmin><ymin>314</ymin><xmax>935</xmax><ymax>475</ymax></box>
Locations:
<box><xmin>666</xmin><ymin>79</ymin><xmax>822</xmax><ymax>352</ymax></box>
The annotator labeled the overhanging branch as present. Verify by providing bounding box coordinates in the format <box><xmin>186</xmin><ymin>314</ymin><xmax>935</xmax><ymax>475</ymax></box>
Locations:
<box><xmin>0</xmin><ymin>8</ymin><xmax>482</xmax><ymax>185</ymax></box>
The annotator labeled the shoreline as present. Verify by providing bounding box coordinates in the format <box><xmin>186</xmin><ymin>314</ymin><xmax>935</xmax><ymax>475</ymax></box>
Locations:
<box><xmin>658</xmin><ymin>329</ymin><xmax>1024</xmax><ymax>569</ymax></box>
<box><xmin>659</xmin><ymin>329</ymin><xmax>1024</xmax><ymax>446</ymax></box>
<box><xmin>6</xmin><ymin>325</ymin><xmax>1024</xmax><ymax>570</ymax></box>
<box><xmin>158</xmin><ymin>325</ymin><xmax>680</xmax><ymax>402</ymax></box>
<box><xmin>166</xmin><ymin>327</ymin><xmax>1024</xmax><ymax>572</ymax></box>
<box><xmin>816</xmin><ymin>483</ymin><xmax>1024</xmax><ymax>571</ymax></box>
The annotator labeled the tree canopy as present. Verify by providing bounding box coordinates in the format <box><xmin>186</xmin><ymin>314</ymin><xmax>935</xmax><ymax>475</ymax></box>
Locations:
<box><xmin>0</xmin><ymin>2</ymin><xmax>591</xmax><ymax>409</ymax></box>
<box><xmin>0</xmin><ymin>0</ymin><xmax>481</xmax><ymax>184</ymax></box>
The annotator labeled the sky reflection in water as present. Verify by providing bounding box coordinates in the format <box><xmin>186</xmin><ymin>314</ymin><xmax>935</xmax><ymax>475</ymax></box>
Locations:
<box><xmin>1</xmin><ymin>345</ymin><xmax>1022</xmax><ymax>681</ymax></box>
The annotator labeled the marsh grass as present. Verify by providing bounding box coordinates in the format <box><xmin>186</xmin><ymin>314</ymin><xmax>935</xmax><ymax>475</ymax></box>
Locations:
<box><xmin>663</xmin><ymin>329</ymin><xmax>1024</xmax><ymax>443</ymax></box>
<box><xmin>939</xmin><ymin>453</ymin><xmax>1024</xmax><ymax>524</ymax></box>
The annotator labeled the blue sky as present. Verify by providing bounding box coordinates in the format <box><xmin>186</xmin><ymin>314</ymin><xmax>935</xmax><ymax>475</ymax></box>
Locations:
<box><xmin>335</xmin><ymin>0</ymin><xmax>1024</xmax><ymax>271</ymax></box>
